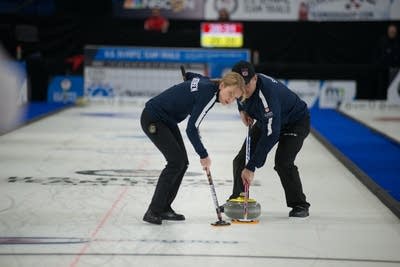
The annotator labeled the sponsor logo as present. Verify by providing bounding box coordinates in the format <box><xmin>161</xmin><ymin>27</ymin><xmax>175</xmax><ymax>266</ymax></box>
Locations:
<box><xmin>241</xmin><ymin>68</ymin><xmax>249</xmax><ymax>77</ymax></box>
<box><xmin>86</xmin><ymin>83</ymin><xmax>114</xmax><ymax>97</ymax></box>
<box><xmin>325</xmin><ymin>86</ymin><xmax>345</xmax><ymax>99</ymax></box>
<box><xmin>283</xmin><ymin>132</ymin><xmax>298</xmax><ymax>137</ymax></box>
<box><xmin>191</xmin><ymin>77</ymin><xmax>200</xmax><ymax>92</ymax></box>
<box><xmin>60</xmin><ymin>79</ymin><xmax>72</xmax><ymax>91</ymax></box>
<box><xmin>214</xmin><ymin>0</ymin><xmax>238</xmax><ymax>14</ymax></box>
<box><xmin>6</xmin><ymin>169</ymin><xmax>261</xmax><ymax>186</ymax></box>
<box><xmin>0</xmin><ymin>237</ymin><xmax>239</xmax><ymax>245</ymax></box>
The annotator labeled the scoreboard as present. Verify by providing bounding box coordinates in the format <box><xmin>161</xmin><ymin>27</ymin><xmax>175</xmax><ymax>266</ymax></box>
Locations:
<box><xmin>201</xmin><ymin>22</ymin><xmax>243</xmax><ymax>48</ymax></box>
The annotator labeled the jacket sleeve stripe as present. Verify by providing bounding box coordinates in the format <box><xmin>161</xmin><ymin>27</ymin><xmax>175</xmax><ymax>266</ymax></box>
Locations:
<box><xmin>259</xmin><ymin>90</ymin><xmax>273</xmax><ymax>136</ymax></box>
<box><xmin>267</xmin><ymin>118</ymin><xmax>273</xmax><ymax>136</ymax></box>
<box><xmin>195</xmin><ymin>94</ymin><xmax>217</xmax><ymax>128</ymax></box>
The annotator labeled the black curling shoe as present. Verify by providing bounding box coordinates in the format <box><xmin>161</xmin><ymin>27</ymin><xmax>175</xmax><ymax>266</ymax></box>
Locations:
<box><xmin>143</xmin><ymin>209</ymin><xmax>162</xmax><ymax>225</ymax></box>
<box><xmin>160</xmin><ymin>209</ymin><xmax>185</xmax><ymax>221</ymax></box>
<box><xmin>289</xmin><ymin>206</ymin><xmax>309</xmax><ymax>218</ymax></box>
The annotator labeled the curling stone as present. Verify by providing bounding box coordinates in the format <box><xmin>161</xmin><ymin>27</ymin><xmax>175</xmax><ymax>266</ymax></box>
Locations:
<box><xmin>223</xmin><ymin>195</ymin><xmax>261</xmax><ymax>220</ymax></box>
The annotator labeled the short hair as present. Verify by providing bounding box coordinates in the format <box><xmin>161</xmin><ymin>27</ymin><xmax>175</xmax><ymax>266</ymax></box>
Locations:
<box><xmin>220</xmin><ymin>71</ymin><xmax>246</xmax><ymax>101</ymax></box>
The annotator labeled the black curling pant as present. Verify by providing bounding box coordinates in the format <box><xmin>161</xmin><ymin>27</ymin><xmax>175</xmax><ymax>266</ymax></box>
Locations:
<box><xmin>141</xmin><ymin>108</ymin><xmax>189</xmax><ymax>214</ymax></box>
<box><xmin>231</xmin><ymin>115</ymin><xmax>310</xmax><ymax>208</ymax></box>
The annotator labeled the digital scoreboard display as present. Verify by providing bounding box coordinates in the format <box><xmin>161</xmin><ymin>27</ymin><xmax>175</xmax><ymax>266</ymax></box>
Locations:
<box><xmin>200</xmin><ymin>22</ymin><xmax>243</xmax><ymax>48</ymax></box>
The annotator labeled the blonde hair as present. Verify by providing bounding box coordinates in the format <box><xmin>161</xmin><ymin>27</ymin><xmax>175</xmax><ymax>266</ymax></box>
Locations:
<box><xmin>220</xmin><ymin>71</ymin><xmax>246</xmax><ymax>100</ymax></box>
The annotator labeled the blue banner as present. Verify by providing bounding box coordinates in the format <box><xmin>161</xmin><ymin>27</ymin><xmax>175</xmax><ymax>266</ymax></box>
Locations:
<box><xmin>87</xmin><ymin>46</ymin><xmax>250</xmax><ymax>78</ymax></box>
<box><xmin>93</xmin><ymin>47</ymin><xmax>249</xmax><ymax>63</ymax></box>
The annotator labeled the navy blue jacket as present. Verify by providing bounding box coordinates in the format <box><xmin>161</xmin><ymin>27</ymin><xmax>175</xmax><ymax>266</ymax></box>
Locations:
<box><xmin>238</xmin><ymin>74</ymin><xmax>309</xmax><ymax>172</ymax></box>
<box><xmin>145</xmin><ymin>72</ymin><xmax>218</xmax><ymax>158</ymax></box>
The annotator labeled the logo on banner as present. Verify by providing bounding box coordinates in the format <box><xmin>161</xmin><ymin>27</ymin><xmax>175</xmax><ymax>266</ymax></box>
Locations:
<box><xmin>214</xmin><ymin>0</ymin><xmax>238</xmax><ymax>14</ymax></box>
<box><xmin>61</xmin><ymin>78</ymin><xmax>72</xmax><ymax>91</ymax></box>
<box><xmin>308</xmin><ymin>0</ymin><xmax>392</xmax><ymax>21</ymax></box>
<box><xmin>319</xmin><ymin>81</ymin><xmax>356</xmax><ymax>108</ymax></box>
<box><xmin>345</xmin><ymin>0</ymin><xmax>364</xmax><ymax>10</ymax></box>
<box><xmin>86</xmin><ymin>83</ymin><xmax>114</xmax><ymax>98</ymax></box>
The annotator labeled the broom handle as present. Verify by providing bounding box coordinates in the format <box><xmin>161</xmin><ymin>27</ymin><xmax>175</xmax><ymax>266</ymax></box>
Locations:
<box><xmin>206</xmin><ymin>169</ymin><xmax>223</xmax><ymax>222</ymax></box>
<box><xmin>244</xmin><ymin>125</ymin><xmax>251</xmax><ymax>219</ymax></box>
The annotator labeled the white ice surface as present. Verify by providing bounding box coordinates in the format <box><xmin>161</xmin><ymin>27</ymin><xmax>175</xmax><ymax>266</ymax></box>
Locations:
<box><xmin>0</xmin><ymin>100</ymin><xmax>399</xmax><ymax>267</ymax></box>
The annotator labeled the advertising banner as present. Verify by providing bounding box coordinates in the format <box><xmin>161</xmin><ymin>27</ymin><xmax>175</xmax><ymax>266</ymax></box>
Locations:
<box><xmin>282</xmin><ymin>79</ymin><xmax>356</xmax><ymax>109</ymax></box>
<box><xmin>84</xmin><ymin>46</ymin><xmax>250</xmax><ymax>99</ymax></box>
<box><xmin>84</xmin><ymin>46</ymin><xmax>356</xmax><ymax>107</ymax></box>
<box><xmin>318</xmin><ymin>80</ymin><xmax>356</xmax><ymax>108</ymax></box>
<box><xmin>307</xmin><ymin>0</ymin><xmax>398</xmax><ymax>21</ymax></box>
<box><xmin>47</xmin><ymin>76</ymin><xmax>84</xmax><ymax>104</ymax></box>
<box><xmin>204</xmin><ymin>0</ymin><xmax>400</xmax><ymax>21</ymax></box>
<box><xmin>281</xmin><ymin>79</ymin><xmax>320</xmax><ymax>108</ymax></box>
<box><xmin>205</xmin><ymin>0</ymin><xmax>298</xmax><ymax>21</ymax></box>
<box><xmin>114</xmin><ymin>0</ymin><xmax>205</xmax><ymax>19</ymax></box>
<box><xmin>115</xmin><ymin>0</ymin><xmax>400</xmax><ymax>21</ymax></box>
